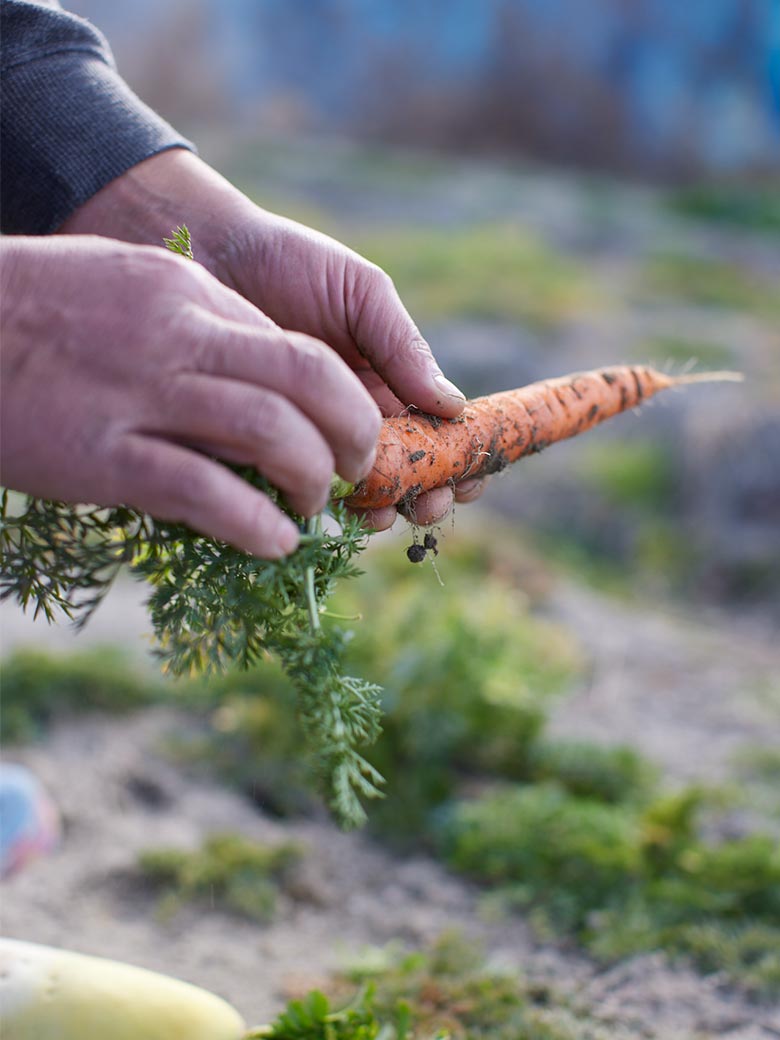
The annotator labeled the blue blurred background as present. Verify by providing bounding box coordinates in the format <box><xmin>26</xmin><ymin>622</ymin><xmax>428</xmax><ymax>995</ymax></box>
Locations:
<box><xmin>72</xmin><ymin>0</ymin><xmax>779</xmax><ymax>177</ymax></box>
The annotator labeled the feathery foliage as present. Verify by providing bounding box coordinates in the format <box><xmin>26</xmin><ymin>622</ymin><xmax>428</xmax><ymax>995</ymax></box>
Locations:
<box><xmin>162</xmin><ymin>223</ymin><xmax>195</xmax><ymax>259</ymax></box>
<box><xmin>0</xmin><ymin>227</ymin><xmax>383</xmax><ymax>828</ymax></box>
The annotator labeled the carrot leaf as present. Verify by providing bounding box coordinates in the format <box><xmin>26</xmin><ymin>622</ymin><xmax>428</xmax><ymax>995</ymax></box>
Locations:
<box><xmin>0</xmin><ymin>484</ymin><xmax>384</xmax><ymax>828</ymax></box>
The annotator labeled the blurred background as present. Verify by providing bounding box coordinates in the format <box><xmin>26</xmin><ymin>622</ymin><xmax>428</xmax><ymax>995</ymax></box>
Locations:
<box><xmin>69</xmin><ymin>0</ymin><xmax>780</xmax><ymax>177</ymax></box>
<box><xmin>2</xmin><ymin>2</ymin><xmax>780</xmax><ymax>1036</ymax></box>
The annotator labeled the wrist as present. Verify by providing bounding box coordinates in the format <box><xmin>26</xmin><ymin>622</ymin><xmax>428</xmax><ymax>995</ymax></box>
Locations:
<box><xmin>56</xmin><ymin>149</ymin><xmax>257</xmax><ymax>284</ymax></box>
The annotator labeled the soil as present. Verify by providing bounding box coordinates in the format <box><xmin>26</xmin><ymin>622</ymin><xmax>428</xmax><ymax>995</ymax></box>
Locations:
<box><xmin>2</xmin><ymin>572</ymin><xmax>779</xmax><ymax>1040</ymax></box>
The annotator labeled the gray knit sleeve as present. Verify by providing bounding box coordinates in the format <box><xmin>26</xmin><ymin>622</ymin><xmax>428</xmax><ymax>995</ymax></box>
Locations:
<box><xmin>0</xmin><ymin>0</ymin><xmax>195</xmax><ymax>234</ymax></box>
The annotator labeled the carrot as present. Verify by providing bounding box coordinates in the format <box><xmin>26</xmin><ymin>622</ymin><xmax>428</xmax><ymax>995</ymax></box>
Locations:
<box><xmin>343</xmin><ymin>365</ymin><xmax>742</xmax><ymax>511</ymax></box>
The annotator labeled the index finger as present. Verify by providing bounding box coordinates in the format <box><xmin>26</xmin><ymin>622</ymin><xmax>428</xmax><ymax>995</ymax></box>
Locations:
<box><xmin>193</xmin><ymin>316</ymin><xmax>382</xmax><ymax>483</ymax></box>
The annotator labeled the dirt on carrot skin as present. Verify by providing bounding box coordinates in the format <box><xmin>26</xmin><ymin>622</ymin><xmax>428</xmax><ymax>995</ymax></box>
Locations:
<box><xmin>345</xmin><ymin>366</ymin><xmax>741</xmax><ymax>511</ymax></box>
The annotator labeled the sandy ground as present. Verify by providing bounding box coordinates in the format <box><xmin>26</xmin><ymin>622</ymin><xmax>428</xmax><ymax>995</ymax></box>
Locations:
<box><xmin>2</xmin><ymin>570</ymin><xmax>779</xmax><ymax>1039</ymax></box>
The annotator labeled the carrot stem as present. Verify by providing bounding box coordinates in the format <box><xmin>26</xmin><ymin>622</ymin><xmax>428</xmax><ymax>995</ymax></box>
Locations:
<box><xmin>304</xmin><ymin>516</ymin><xmax>321</xmax><ymax>632</ymax></box>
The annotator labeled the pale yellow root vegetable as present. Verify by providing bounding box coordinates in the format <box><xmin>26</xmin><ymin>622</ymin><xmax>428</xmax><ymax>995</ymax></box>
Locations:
<box><xmin>0</xmin><ymin>939</ymin><xmax>246</xmax><ymax>1040</ymax></box>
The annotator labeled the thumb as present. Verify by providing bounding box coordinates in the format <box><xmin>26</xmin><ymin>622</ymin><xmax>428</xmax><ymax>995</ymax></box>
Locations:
<box><xmin>347</xmin><ymin>260</ymin><xmax>466</xmax><ymax>417</ymax></box>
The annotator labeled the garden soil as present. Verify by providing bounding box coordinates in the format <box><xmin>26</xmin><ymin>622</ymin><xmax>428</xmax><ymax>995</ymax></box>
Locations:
<box><xmin>2</xmin><ymin>571</ymin><xmax>779</xmax><ymax>1040</ymax></box>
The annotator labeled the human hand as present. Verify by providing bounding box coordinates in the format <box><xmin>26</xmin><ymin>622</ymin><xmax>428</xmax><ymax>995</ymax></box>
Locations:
<box><xmin>218</xmin><ymin>207</ymin><xmax>491</xmax><ymax>529</ymax></box>
<box><xmin>0</xmin><ymin>236</ymin><xmax>381</xmax><ymax>557</ymax></box>
<box><xmin>58</xmin><ymin>150</ymin><xmax>488</xmax><ymax>529</ymax></box>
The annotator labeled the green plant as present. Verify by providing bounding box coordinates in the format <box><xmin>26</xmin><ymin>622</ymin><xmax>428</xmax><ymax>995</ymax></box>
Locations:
<box><xmin>440</xmin><ymin>781</ymin><xmax>780</xmax><ymax>994</ymax></box>
<box><xmin>335</xmin><ymin>539</ymin><xmax>580</xmax><ymax>841</ymax></box>
<box><xmin>0</xmin><ymin>647</ymin><xmax>159</xmax><ymax>743</ymax></box>
<box><xmin>157</xmin><ymin>532</ymin><xmax>580</xmax><ymax>838</ymax></box>
<box><xmin>440</xmin><ymin>784</ymin><xmax>643</xmax><ymax>932</ymax></box>
<box><xmin>0</xmin><ymin>228</ymin><xmax>382</xmax><ymax>829</ymax></box>
<box><xmin>316</xmin><ymin>933</ymin><xmax>640</xmax><ymax>1040</ymax></box>
<box><xmin>668</xmin><ymin>922</ymin><xmax>780</xmax><ymax>999</ymax></box>
<box><xmin>528</xmin><ymin>740</ymin><xmax>657</xmax><ymax>804</ymax></box>
<box><xmin>137</xmin><ymin>832</ymin><xmax>301</xmax><ymax>922</ymax></box>
<box><xmin>0</xmin><ymin>488</ymin><xmax>381</xmax><ymax>828</ymax></box>
<box><xmin>251</xmin><ymin>987</ymin><xmax>408</xmax><ymax>1040</ymax></box>
<box><xmin>669</xmin><ymin>182</ymin><xmax>780</xmax><ymax>234</ymax></box>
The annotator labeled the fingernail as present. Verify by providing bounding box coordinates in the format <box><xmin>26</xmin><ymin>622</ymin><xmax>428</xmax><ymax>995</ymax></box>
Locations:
<box><xmin>433</xmin><ymin>372</ymin><xmax>466</xmax><ymax>402</ymax></box>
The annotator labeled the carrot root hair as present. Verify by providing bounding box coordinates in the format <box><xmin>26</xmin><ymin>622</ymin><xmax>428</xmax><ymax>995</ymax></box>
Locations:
<box><xmin>671</xmin><ymin>370</ymin><xmax>744</xmax><ymax>386</ymax></box>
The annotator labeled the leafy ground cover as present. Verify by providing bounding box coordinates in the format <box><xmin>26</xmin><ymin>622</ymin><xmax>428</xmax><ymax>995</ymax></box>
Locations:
<box><xmin>1</xmin><ymin>647</ymin><xmax>161</xmax><ymax>743</ymax></box>
<box><xmin>137</xmin><ymin>832</ymin><xmax>301</xmax><ymax>923</ymax></box>
<box><xmin>5</xmin><ymin>535</ymin><xmax>778</xmax><ymax>1000</ymax></box>
<box><xmin>261</xmin><ymin>933</ymin><xmax>644</xmax><ymax>1040</ymax></box>
<box><xmin>442</xmin><ymin>786</ymin><xmax>780</xmax><ymax>998</ymax></box>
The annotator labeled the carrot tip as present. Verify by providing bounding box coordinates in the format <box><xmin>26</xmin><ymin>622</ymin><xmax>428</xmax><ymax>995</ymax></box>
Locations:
<box><xmin>672</xmin><ymin>370</ymin><xmax>744</xmax><ymax>386</ymax></box>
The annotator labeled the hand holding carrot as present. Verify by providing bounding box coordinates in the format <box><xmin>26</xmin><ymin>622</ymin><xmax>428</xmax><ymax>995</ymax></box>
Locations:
<box><xmin>58</xmin><ymin>148</ymin><xmax>487</xmax><ymax>528</ymax></box>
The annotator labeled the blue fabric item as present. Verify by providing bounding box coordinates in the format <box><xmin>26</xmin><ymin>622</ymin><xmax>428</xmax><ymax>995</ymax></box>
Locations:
<box><xmin>0</xmin><ymin>0</ymin><xmax>195</xmax><ymax>234</ymax></box>
<box><xmin>0</xmin><ymin>762</ymin><xmax>59</xmax><ymax>875</ymax></box>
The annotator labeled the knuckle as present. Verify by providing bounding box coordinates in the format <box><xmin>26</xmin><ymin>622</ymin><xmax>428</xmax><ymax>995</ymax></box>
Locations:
<box><xmin>287</xmin><ymin>334</ymin><xmax>328</xmax><ymax>386</ymax></box>
<box><xmin>144</xmin><ymin>245</ymin><xmax>188</xmax><ymax>284</ymax></box>
<box><xmin>190</xmin><ymin>318</ymin><xmax>235</xmax><ymax>374</ymax></box>
<box><xmin>362</xmin><ymin>261</ymin><xmax>394</xmax><ymax>298</ymax></box>
<box><xmin>166</xmin><ymin>455</ymin><xmax>212</xmax><ymax>515</ymax></box>
<box><xmin>240</xmin><ymin>390</ymin><xmax>284</xmax><ymax>445</ymax></box>
<box><xmin>153</xmin><ymin>371</ymin><xmax>192</xmax><ymax>415</ymax></box>
<box><xmin>113</xmin><ymin>437</ymin><xmax>150</xmax><ymax>488</ymax></box>
<box><xmin>154</xmin><ymin>252</ymin><xmax>215</xmax><ymax>305</ymax></box>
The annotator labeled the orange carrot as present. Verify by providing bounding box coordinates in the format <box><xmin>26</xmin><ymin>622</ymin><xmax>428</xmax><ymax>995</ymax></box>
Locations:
<box><xmin>344</xmin><ymin>365</ymin><xmax>742</xmax><ymax>511</ymax></box>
